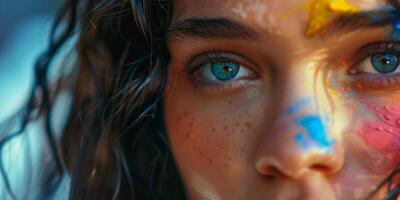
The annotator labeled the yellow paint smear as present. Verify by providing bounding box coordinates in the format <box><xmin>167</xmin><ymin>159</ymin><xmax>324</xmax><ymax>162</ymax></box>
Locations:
<box><xmin>305</xmin><ymin>0</ymin><xmax>359</xmax><ymax>37</ymax></box>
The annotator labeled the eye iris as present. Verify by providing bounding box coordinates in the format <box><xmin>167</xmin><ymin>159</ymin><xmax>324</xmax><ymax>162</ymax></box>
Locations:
<box><xmin>211</xmin><ymin>62</ymin><xmax>240</xmax><ymax>81</ymax></box>
<box><xmin>371</xmin><ymin>53</ymin><xmax>399</xmax><ymax>73</ymax></box>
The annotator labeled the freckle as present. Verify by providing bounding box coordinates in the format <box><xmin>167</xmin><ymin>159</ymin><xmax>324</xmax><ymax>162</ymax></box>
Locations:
<box><xmin>240</xmin><ymin>146</ymin><xmax>245</xmax><ymax>151</ymax></box>
<box><xmin>188</xmin><ymin>122</ymin><xmax>193</xmax><ymax>128</ymax></box>
<box><xmin>224</xmin><ymin>164</ymin><xmax>228</xmax><ymax>168</ymax></box>
<box><xmin>209</xmin><ymin>160</ymin><xmax>213</xmax><ymax>165</ymax></box>
<box><xmin>236</xmin><ymin>122</ymin><xmax>240</xmax><ymax>127</ymax></box>
<box><xmin>212</xmin><ymin>128</ymin><xmax>216</xmax><ymax>132</ymax></box>
<box><xmin>245</xmin><ymin>123</ymin><xmax>252</xmax><ymax>128</ymax></box>
<box><xmin>199</xmin><ymin>151</ymin><xmax>203</xmax><ymax>156</ymax></box>
<box><xmin>240</xmin><ymin>129</ymin><xmax>244</xmax><ymax>132</ymax></box>
<box><xmin>186</xmin><ymin>132</ymin><xmax>191</xmax><ymax>138</ymax></box>
<box><xmin>224</xmin><ymin>125</ymin><xmax>228</xmax><ymax>130</ymax></box>
<box><xmin>228</xmin><ymin>156</ymin><xmax>232</xmax><ymax>161</ymax></box>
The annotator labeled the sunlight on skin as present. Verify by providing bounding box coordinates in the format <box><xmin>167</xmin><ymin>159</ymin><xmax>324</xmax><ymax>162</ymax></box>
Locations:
<box><xmin>190</xmin><ymin>172</ymin><xmax>222</xmax><ymax>200</ymax></box>
<box><xmin>228</xmin><ymin>0</ymin><xmax>282</xmax><ymax>35</ymax></box>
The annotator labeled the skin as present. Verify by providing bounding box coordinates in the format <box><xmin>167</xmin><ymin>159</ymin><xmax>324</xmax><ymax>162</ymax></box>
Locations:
<box><xmin>163</xmin><ymin>0</ymin><xmax>400</xmax><ymax>199</ymax></box>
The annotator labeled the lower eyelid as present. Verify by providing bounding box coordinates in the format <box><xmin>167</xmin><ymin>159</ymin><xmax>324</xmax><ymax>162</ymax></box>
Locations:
<box><xmin>349</xmin><ymin>74</ymin><xmax>400</xmax><ymax>90</ymax></box>
<box><xmin>192</xmin><ymin>79</ymin><xmax>254</xmax><ymax>95</ymax></box>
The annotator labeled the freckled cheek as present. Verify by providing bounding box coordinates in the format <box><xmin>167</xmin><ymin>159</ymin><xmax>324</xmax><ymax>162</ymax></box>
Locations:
<box><xmin>165</xmin><ymin>111</ymin><xmax>256</xmax><ymax>176</ymax></box>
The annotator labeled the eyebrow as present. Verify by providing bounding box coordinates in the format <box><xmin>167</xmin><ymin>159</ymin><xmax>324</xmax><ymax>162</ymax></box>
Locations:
<box><xmin>167</xmin><ymin>17</ymin><xmax>258</xmax><ymax>43</ymax></box>
<box><xmin>310</xmin><ymin>9</ymin><xmax>400</xmax><ymax>38</ymax></box>
<box><xmin>166</xmin><ymin>9</ymin><xmax>400</xmax><ymax>42</ymax></box>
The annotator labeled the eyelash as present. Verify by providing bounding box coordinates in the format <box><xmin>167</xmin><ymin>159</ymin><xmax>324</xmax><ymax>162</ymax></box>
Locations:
<box><xmin>183</xmin><ymin>52</ymin><xmax>258</xmax><ymax>94</ymax></box>
<box><xmin>349</xmin><ymin>41</ymin><xmax>400</xmax><ymax>89</ymax></box>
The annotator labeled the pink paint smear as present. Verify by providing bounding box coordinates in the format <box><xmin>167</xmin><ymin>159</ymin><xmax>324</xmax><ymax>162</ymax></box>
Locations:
<box><xmin>357</xmin><ymin>99</ymin><xmax>400</xmax><ymax>174</ymax></box>
<box><xmin>358</xmin><ymin>99</ymin><xmax>400</xmax><ymax>152</ymax></box>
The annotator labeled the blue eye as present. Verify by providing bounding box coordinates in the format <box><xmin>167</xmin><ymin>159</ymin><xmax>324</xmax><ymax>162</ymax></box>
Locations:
<box><xmin>371</xmin><ymin>53</ymin><xmax>399</xmax><ymax>73</ymax></box>
<box><xmin>355</xmin><ymin>52</ymin><xmax>400</xmax><ymax>75</ymax></box>
<box><xmin>186</xmin><ymin>52</ymin><xmax>259</xmax><ymax>93</ymax></box>
<box><xmin>211</xmin><ymin>62</ymin><xmax>240</xmax><ymax>81</ymax></box>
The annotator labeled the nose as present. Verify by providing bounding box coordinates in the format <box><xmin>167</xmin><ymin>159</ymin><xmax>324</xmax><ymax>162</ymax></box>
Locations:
<box><xmin>254</xmin><ymin>52</ymin><xmax>346</xmax><ymax>180</ymax></box>
<box><xmin>254</xmin><ymin>100</ymin><xmax>345</xmax><ymax>180</ymax></box>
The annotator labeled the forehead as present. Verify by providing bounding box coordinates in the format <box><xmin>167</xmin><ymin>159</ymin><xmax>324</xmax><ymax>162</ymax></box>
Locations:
<box><xmin>171</xmin><ymin>0</ymin><xmax>387</xmax><ymax>37</ymax></box>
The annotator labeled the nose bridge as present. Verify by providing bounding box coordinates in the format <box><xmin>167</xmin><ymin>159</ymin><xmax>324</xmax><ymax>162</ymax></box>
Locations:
<box><xmin>255</xmin><ymin>57</ymin><xmax>344</xmax><ymax>179</ymax></box>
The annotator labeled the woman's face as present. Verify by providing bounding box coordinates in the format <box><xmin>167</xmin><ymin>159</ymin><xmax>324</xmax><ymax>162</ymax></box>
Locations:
<box><xmin>163</xmin><ymin>0</ymin><xmax>400</xmax><ymax>199</ymax></box>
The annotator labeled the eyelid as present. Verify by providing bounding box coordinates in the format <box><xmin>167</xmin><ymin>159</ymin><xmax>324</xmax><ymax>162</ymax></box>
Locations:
<box><xmin>348</xmin><ymin>41</ymin><xmax>400</xmax><ymax>74</ymax></box>
<box><xmin>346</xmin><ymin>41</ymin><xmax>400</xmax><ymax>90</ymax></box>
<box><xmin>184</xmin><ymin>51</ymin><xmax>258</xmax><ymax>74</ymax></box>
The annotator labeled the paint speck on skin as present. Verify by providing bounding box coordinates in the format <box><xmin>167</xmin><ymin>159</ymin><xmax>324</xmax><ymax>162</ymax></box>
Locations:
<box><xmin>392</xmin><ymin>21</ymin><xmax>400</xmax><ymax>41</ymax></box>
<box><xmin>295</xmin><ymin>133</ymin><xmax>310</xmax><ymax>150</ymax></box>
<box><xmin>245</xmin><ymin>123</ymin><xmax>252</xmax><ymax>128</ymax></box>
<box><xmin>297</xmin><ymin>115</ymin><xmax>334</xmax><ymax>150</ymax></box>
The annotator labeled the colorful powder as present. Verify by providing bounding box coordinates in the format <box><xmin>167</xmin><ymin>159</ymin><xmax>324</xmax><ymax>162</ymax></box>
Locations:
<box><xmin>296</xmin><ymin>115</ymin><xmax>334</xmax><ymax>150</ymax></box>
<box><xmin>305</xmin><ymin>0</ymin><xmax>358</xmax><ymax>37</ymax></box>
<box><xmin>357</xmin><ymin>100</ymin><xmax>400</xmax><ymax>174</ymax></box>
<box><xmin>392</xmin><ymin>21</ymin><xmax>400</xmax><ymax>41</ymax></box>
<box><xmin>358</xmin><ymin>100</ymin><xmax>400</xmax><ymax>152</ymax></box>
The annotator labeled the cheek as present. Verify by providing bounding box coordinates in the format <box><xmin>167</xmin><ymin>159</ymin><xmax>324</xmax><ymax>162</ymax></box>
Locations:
<box><xmin>355</xmin><ymin>100</ymin><xmax>400</xmax><ymax>174</ymax></box>
<box><xmin>165</xmin><ymin>109</ymin><xmax>255</xmax><ymax>172</ymax></box>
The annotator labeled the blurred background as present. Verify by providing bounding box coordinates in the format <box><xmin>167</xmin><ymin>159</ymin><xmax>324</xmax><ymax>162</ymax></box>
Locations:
<box><xmin>0</xmin><ymin>0</ymin><xmax>59</xmax><ymax>122</ymax></box>
<box><xmin>0</xmin><ymin>0</ymin><xmax>69</xmax><ymax>199</ymax></box>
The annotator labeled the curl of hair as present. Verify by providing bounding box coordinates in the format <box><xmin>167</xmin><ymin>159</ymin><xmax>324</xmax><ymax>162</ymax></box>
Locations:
<box><xmin>1</xmin><ymin>0</ymin><xmax>186</xmax><ymax>199</ymax></box>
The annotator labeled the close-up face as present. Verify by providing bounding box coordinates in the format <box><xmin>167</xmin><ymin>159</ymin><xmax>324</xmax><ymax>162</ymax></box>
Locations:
<box><xmin>163</xmin><ymin>0</ymin><xmax>400</xmax><ymax>199</ymax></box>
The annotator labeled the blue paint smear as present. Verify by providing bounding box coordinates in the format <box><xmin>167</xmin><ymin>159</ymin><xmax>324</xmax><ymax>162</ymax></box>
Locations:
<box><xmin>392</xmin><ymin>21</ymin><xmax>400</xmax><ymax>41</ymax></box>
<box><xmin>285</xmin><ymin>97</ymin><xmax>312</xmax><ymax>115</ymax></box>
<box><xmin>298</xmin><ymin>115</ymin><xmax>333</xmax><ymax>149</ymax></box>
<box><xmin>295</xmin><ymin>133</ymin><xmax>309</xmax><ymax>150</ymax></box>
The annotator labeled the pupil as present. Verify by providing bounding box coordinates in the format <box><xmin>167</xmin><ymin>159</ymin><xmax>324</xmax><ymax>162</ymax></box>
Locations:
<box><xmin>223</xmin><ymin>65</ymin><xmax>232</xmax><ymax>72</ymax></box>
<box><xmin>381</xmin><ymin>59</ymin><xmax>390</xmax><ymax>65</ymax></box>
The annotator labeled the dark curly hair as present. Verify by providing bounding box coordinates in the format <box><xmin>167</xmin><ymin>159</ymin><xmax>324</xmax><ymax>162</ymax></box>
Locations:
<box><xmin>1</xmin><ymin>0</ymin><xmax>185</xmax><ymax>199</ymax></box>
<box><xmin>2</xmin><ymin>0</ymin><xmax>400</xmax><ymax>199</ymax></box>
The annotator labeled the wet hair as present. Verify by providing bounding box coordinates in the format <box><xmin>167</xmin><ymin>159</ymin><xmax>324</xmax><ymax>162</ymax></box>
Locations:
<box><xmin>2</xmin><ymin>0</ymin><xmax>400</xmax><ymax>199</ymax></box>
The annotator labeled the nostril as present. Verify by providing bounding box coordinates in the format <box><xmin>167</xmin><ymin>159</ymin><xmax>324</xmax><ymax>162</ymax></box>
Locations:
<box><xmin>310</xmin><ymin>164</ymin><xmax>331</xmax><ymax>175</ymax></box>
<box><xmin>258</xmin><ymin>166</ymin><xmax>280</xmax><ymax>180</ymax></box>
